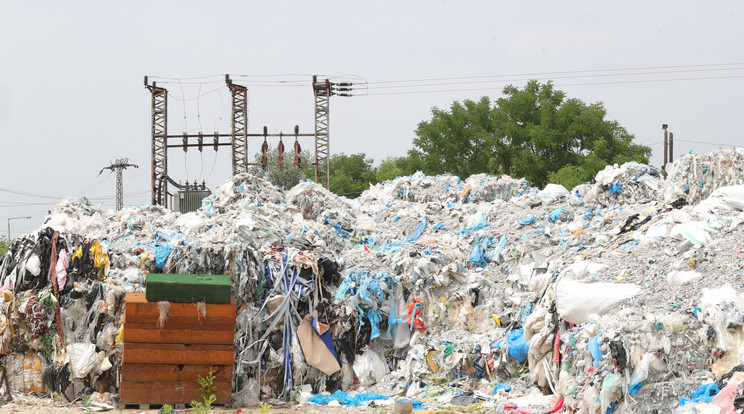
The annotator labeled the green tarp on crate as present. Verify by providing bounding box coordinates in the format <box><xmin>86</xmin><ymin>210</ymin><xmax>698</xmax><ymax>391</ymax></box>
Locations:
<box><xmin>146</xmin><ymin>274</ymin><xmax>232</xmax><ymax>304</ymax></box>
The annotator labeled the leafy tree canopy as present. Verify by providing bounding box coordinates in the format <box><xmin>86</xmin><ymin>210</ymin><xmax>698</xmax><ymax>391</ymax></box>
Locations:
<box><xmin>329</xmin><ymin>153</ymin><xmax>377</xmax><ymax>197</ymax></box>
<box><xmin>248</xmin><ymin>147</ymin><xmax>314</xmax><ymax>190</ymax></box>
<box><xmin>0</xmin><ymin>236</ymin><xmax>11</xmax><ymax>257</ymax></box>
<box><xmin>412</xmin><ymin>80</ymin><xmax>651</xmax><ymax>188</ymax></box>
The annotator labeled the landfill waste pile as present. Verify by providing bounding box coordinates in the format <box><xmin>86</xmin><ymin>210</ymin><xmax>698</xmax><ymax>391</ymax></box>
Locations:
<box><xmin>2</xmin><ymin>148</ymin><xmax>744</xmax><ymax>413</ymax></box>
<box><xmin>664</xmin><ymin>148</ymin><xmax>744</xmax><ymax>206</ymax></box>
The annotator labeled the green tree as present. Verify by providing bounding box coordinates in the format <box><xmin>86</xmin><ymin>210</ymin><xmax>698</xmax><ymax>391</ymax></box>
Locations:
<box><xmin>0</xmin><ymin>235</ymin><xmax>10</xmax><ymax>257</ymax></box>
<box><xmin>248</xmin><ymin>147</ymin><xmax>314</xmax><ymax>190</ymax></box>
<box><xmin>376</xmin><ymin>157</ymin><xmax>403</xmax><ymax>182</ymax></box>
<box><xmin>414</xmin><ymin>96</ymin><xmax>495</xmax><ymax>178</ymax></box>
<box><xmin>328</xmin><ymin>153</ymin><xmax>377</xmax><ymax>197</ymax></box>
<box><xmin>412</xmin><ymin>80</ymin><xmax>651</xmax><ymax>189</ymax></box>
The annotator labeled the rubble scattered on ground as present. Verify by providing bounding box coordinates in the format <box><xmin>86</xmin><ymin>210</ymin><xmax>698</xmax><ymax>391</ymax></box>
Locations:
<box><xmin>2</xmin><ymin>148</ymin><xmax>744</xmax><ymax>413</ymax></box>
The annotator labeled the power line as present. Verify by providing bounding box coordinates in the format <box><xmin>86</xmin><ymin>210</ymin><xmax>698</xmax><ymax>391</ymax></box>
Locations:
<box><xmin>362</xmin><ymin>67</ymin><xmax>744</xmax><ymax>90</ymax></box>
<box><xmin>86</xmin><ymin>190</ymin><xmax>149</xmax><ymax>201</ymax></box>
<box><xmin>675</xmin><ymin>139</ymin><xmax>738</xmax><ymax>147</ymax></box>
<box><xmin>0</xmin><ymin>187</ymin><xmax>64</xmax><ymax>200</ymax></box>
<box><xmin>0</xmin><ymin>202</ymin><xmax>57</xmax><ymax>208</ymax></box>
<box><xmin>358</xmin><ymin>74</ymin><xmax>744</xmax><ymax>96</ymax></box>
<box><xmin>364</xmin><ymin>62</ymin><xmax>744</xmax><ymax>85</ymax></box>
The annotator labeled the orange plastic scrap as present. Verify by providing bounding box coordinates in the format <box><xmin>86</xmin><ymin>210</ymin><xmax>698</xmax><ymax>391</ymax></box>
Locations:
<box><xmin>406</xmin><ymin>297</ymin><xmax>426</xmax><ymax>333</ymax></box>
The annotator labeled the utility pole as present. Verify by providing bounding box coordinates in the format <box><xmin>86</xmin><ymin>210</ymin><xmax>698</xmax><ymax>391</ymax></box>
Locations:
<box><xmin>312</xmin><ymin>76</ymin><xmax>353</xmax><ymax>189</ymax></box>
<box><xmin>662</xmin><ymin>124</ymin><xmax>669</xmax><ymax>178</ymax></box>
<box><xmin>100</xmin><ymin>158</ymin><xmax>139</xmax><ymax>210</ymax></box>
<box><xmin>7</xmin><ymin>216</ymin><xmax>31</xmax><ymax>240</ymax></box>
<box><xmin>669</xmin><ymin>131</ymin><xmax>674</xmax><ymax>165</ymax></box>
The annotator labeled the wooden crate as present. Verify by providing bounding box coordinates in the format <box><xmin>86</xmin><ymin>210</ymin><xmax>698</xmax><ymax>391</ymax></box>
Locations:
<box><xmin>120</xmin><ymin>292</ymin><xmax>236</xmax><ymax>405</ymax></box>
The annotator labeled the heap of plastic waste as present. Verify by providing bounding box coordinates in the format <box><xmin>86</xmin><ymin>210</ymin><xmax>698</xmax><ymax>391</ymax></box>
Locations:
<box><xmin>2</xmin><ymin>149</ymin><xmax>744</xmax><ymax>413</ymax></box>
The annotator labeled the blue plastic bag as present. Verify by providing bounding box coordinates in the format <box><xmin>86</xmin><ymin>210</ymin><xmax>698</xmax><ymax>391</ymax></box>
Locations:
<box><xmin>550</xmin><ymin>208</ymin><xmax>567</xmax><ymax>222</ymax></box>
<box><xmin>493</xmin><ymin>383</ymin><xmax>512</xmax><ymax>393</ymax></box>
<box><xmin>608</xmin><ymin>182</ymin><xmax>622</xmax><ymax>195</ymax></box>
<box><xmin>404</xmin><ymin>216</ymin><xmax>427</xmax><ymax>243</ymax></box>
<box><xmin>367</xmin><ymin>309</ymin><xmax>382</xmax><ymax>340</ymax></box>
<box><xmin>308</xmin><ymin>391</ymin><xmax>388</xmax><ymax>406</ymax></box>
<box><xmin>680</xmin><ymin>383</ymin><xmax>719</xmax><ymax>405</ymax></box>
<box><xmin>468</xmin><ymin>234</ymin><xmax>495</xmax><ymax>268</ymax></box>
<box><xmin>201</xmin><ymin>194</ymin><xmax>217</xmax><ymax>217</ymax></box>
<box><xmin>589</xmin><ymin>333</ymin><xmax>604</xmax><ymax>366</ymax></box>
<box><xmin>460</xmin><ymin>217</ymin><xmax>489</xmax><ymax>236</ymax></box>
<box><xmin>506</xmin><ymin>328</ymin><xmax>528</xmax><ymax>362</ymax></box>
<box><xmin>152</xmin><ymin>245</ymin><xmax>172</xmax><ymax>270</ymax></box>
<box><xmin>519</xmin><ymin>216</ymin><xmax>536</xmax><ymax>226</ymax></box>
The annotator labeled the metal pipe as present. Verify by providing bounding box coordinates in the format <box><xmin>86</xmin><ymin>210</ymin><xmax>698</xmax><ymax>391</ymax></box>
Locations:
<box><xmin>164</xmin><ymin>133</ymin><xmax>314</xmax><ymax>138</ymax></box>
<box><xmin>7</xmin><ymin>216</ymin><xmax>31</xmax><ymax>240</ymax></box>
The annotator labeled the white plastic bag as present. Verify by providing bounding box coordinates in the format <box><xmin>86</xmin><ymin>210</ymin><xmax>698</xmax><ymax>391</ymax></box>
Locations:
<box><xmin>696</xmin><ymin>185</ymin><xmax>744</xmax><ymax>213</ymax></box>
<box><xmin>540</xmin><ymin>184</ymin><xmax>569</xmax><ymax>199</ymax></box>
<box><xmin>68</xmin><ymin>342</ymin><xmax>98</xmax><ymax>378</ymax></box>
<box><xmin>629</xmin><ymin>353</ymin><xmax>653</xmax><ymax>387</ymax></box>
<box><xmin>393</xmin><ymin>285</ymin><xmax>410</xmax><ymax>349</ymax></box>
<box><xmin>670</xmin><ymin>221</ymin><xmax>713</xmax><ymax>246</ymax></box>
<box><xmin>25</xmin><ymin>253</ymin><xmax>41</xmax><ymax>276</ymax></box>
<box><xmin>352</xmin><ymin>349</ymin><xmax>389</xmax><ymax>386</ymax></box>
<box><xmin>667</xmin><ymin>270</ymin><xmax>701</xmax><ymax>286</ymax></box>
<box><xmin>555</xmin><ymin>278</ymin><xmax>640</xmax><ymax>324</ymax></box>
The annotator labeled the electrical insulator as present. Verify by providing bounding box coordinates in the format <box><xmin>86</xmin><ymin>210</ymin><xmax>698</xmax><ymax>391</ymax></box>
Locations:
<box><xmin>261</xmin><ymin>139</ymin><xmax>269</xmax><ymax>167</ymax></box>
<box><xmin>278</xmin><ymin>133</ymin><xmax>285</xmax><ymax>166</ymax></box>
<box><xmin>294</xmin><ymin>140</ymin><xmax>302</xmax><ymax>166</ymax></box>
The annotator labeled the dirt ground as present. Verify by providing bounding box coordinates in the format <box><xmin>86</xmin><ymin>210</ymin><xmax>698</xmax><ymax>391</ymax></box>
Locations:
<box><xmin>0</xmin><ymin>396</ymin><xmax>377</xmax><ymax>414</ymax></box>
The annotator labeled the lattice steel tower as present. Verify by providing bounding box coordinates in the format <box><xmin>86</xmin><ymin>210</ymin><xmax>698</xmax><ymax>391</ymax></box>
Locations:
<box><xmin>146</xmin><ymin>81</ymin><xmax>168</xmax><ymax>205</ymax></box>
<box><xmin>100</xmin><ymin>158</ymin><xmax>139</xmax><ymax>210</ymax></box>
<box><xmin>226</xmin><ymin>75</ymin><xmax>248</xmax><ymax>175</ymax></box>
<box><xmin>313</xmin><ymin>76</ymin><xmax>331</xmax><ymax>189</ymax></box>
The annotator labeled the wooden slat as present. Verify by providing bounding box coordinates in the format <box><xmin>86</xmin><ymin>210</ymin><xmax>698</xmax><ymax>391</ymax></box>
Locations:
<box><xmin>119</xmin><ymin>380</ymin><xmax>231</xmax><ymax>404</ymax></box>
<box><xmin>122</xmin><ymin>343</ymin><xmax>234</xmax><ymax>365</ymax></box>
<box><xmin>124</xmin><ymin>292</ymin><xmax>236</xmax><ymax>327</ymax></box>
<box><xmin>123</xmin><ymin>323</ymin><xmax>235</xmax><ymax>344</ymax></box>
<box><xmin>121</xmin><ymin>364</ymin><xmax>232</xmax><ymax>383</ymax></box>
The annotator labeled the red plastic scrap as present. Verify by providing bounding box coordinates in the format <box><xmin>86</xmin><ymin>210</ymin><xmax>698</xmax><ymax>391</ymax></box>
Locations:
<box><xmin>553</xmin><ymin>332</ymin><xmax>561</xmax><ymax>364</ymax></box>
<box><xmin>406</xmin><ymin>297</ymin><xmax>426</xmax><ymax>332</ymax></box>
<box><xmin>547</xmin><ymin>398</ymin><xmax>565</xmax><ymax>413</ymax></box>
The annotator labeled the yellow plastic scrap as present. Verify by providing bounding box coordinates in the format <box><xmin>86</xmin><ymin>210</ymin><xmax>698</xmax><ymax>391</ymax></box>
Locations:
<box><xmin>617</xmin><ymin>269</ymin><xmax>628</xmax><ymax>282</ymax></box>
<box><xmin>71</xmin><ymin>246</ymin><xmax>83</xmax><ymax>261</ymax></box>
<box><xmin>426</xmin><ymin>350</ymin><xmax>440</xmax><ymax>373</ymax></box>
<box><xmin>115</xmin><ymin>324</ymin><xmax>124</xmax><ymax>345</ymax></box>
<box><xmin>90</xmin><ymin>240</ymin><xmax>110</xmax><ymax>270</ymax></box>
<box><xmin>491</xmin><ymin>314</ymin><xmax>502</xmax><ymax>327</ymax></box>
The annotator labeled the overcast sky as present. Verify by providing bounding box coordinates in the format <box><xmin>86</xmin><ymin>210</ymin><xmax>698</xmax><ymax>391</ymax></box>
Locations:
<box><xmin>1</xmin><ymin>1</ymin><xmax>742</xmax><ymax>238</ymax></box>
